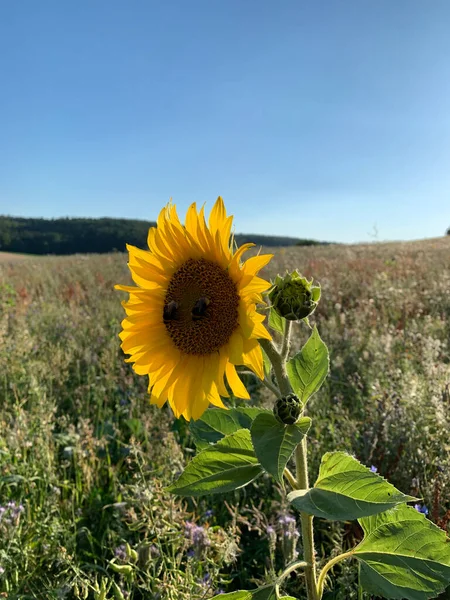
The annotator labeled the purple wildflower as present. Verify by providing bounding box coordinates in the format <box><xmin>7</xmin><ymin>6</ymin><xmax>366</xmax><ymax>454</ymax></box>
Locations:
<box><xmin>370</xmin><ymin>465</ymin><xmax>378</xmax><ymax>473</ymax></box>
<box><xmin>184</xmin><ymin>521</ymin><xmax>210</xmax><ymax>557</ymax></box>
<box><xmin>414</xmin><ymin>504</ymin><xmax>429</xmax><ymax>515</ymax></box>
<box><xmin>114</xmin><ymin>544</ymin><xmax>127</xmax><ymax>561</ymax></box>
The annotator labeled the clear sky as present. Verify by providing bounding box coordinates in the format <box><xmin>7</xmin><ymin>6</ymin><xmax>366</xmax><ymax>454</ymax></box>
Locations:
<box><xmin>0</xmin><ymin>1</ymin><xmax>449</xmax><ymax>243</ymax></box>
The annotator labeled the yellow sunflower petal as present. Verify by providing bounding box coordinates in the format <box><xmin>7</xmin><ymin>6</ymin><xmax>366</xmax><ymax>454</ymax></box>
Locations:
<box><xmin>116</xmin><ymin>196</ymin><xmax>273</xmax><ymax>421</ymax></box>
<box><xmin>242</xmin><ymin>338</ymin><xmax>264</xmax><ymax>379</ymax></box>
<box><xmin>225</xmin><ymin>363</ymin><xmax>250</xmax><ymax>399</ymax></box>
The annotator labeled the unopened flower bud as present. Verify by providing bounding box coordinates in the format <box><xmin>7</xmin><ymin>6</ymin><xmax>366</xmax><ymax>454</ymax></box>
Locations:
<box><xmin>268</xmin><ymin>271</ymin><xmax>321</xmax><ymax>321</ymax></box>
<box><xmin>274</xmin><ymin>394</ymin><xmax>302</xmax><ymax>425</ymax></box>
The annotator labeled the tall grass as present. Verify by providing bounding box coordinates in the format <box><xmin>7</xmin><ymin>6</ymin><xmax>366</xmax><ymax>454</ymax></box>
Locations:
<box><xmin>0</xmin><ymin>237</ymin><xmax>449</xmax><ymax>599</ymax></box>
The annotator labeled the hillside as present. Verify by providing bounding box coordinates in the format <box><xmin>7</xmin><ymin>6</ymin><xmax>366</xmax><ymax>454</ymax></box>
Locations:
<box><xmin>0</xmin><ymin>215</ymin><xmax>324</xmax><ymax>255</ymax></box>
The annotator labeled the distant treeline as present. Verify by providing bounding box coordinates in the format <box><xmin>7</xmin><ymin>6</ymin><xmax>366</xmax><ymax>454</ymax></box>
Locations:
<box><xmin>0</xmin><ymin>216</ymin><xmax>326</xmax><ymax>255</ymax></box>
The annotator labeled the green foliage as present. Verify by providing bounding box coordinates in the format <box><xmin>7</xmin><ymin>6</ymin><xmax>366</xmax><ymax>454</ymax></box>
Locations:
<box><xmin>216</xmin><ymin>586</ymin><xmax>277</xmax><ymax>599</ymax></box>
<box><xmin>251</xmin><ymin>413</ymin><xmax>311</xmax><ymax>484</ymax></box>
<box><xmin>355</xmin><ymin>504</ymin><xmax>450</xmax><ymax>599</ymax></box>
<box><xmin>288</xmin><ymin>452</ymin><xmax>415</xmax><ymax>520</ymax></box>
<box><xmin>0</xmin><ymin>215</ymin><xmax>156</xmax><ymax>255</ymax></box>
<box><xmin>216</xmin><ymin>593</ymin><xmax>252</xmax><ymax>599</ymax></box>
<box><xmin>251</xmin><ymin>585</ymin><xmax>278</xmax><ymax>599</ymax></box>
<box><xmin>268</xmin><ymin>306</ymin><xmax>286</xmax><ymax>334</ymax></box>
<box><xmin>167</xmin><ymin>429</ymin><xmax>263</xmax><ymax>496</ymax></box>
<box><xmin>286</xmin><ymin>326</ymin><xmax>329</xmax><ymax>404</ymax></box>
<box><xmin>0</xmin><ymin>215</ymin><xmax>322</xmax><ymax>255</ymax></box>
<box><xmin>190</xmin><ymin>407</ymin><xmax>270</xmax><ymax>449</ymax></box>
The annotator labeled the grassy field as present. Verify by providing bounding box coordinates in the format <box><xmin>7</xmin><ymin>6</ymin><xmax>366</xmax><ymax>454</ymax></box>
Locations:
<box><xmin>0</xmin><ymin>237</ymin><xmax>449</xmax><ymax>599</ymax></box>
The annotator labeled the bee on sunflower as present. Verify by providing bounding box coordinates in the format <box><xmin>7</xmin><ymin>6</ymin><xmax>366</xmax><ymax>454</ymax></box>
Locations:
<box><xmin>116</xmin><ymin>197</ymin><xmax>273</xmax><ymax>420</ymax></box>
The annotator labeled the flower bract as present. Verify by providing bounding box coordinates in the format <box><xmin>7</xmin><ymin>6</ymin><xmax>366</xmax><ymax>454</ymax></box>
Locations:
<box><xmin>116</xmin><ymin>197</ymin><xmax>273</xmax><ymax>420</ymax></box>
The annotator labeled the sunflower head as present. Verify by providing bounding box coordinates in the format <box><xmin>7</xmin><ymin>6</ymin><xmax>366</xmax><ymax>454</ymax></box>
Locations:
<box><xmin>273</xmin><ymin>393</ymin><xmax>302</xmax><ymax>425</ymax></box>
<box><xmin>269</xmin><ymin>270</ymin><xmax>321</xmax><ymax>321</ymax></box>
<box><xmin>115</xmin><ymin>197</ymin><xmax>273</xmax><ymax>420</ymax></box>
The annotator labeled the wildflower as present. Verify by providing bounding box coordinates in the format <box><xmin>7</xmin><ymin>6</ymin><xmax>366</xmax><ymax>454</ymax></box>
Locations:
<box><xmin>185</xmin><ymin>521</ymin><xmax>210</xmax><ymax>557</ymax></box>
<box><xmin>370</xmin><ymin>465</ymin><xmax>378</xmax><ymax>473</ymax></box>
<box><xmin>266</xmin><ymin>525</ymin><xmax>275</xmax><ymax>536</ymax></box>
<box><xmin>0</xmin><ymin>566</ymin><xmax>4</xmax><ymax>575</ymax></box>
<box><xmin>414</xmin><ymin>503</ymin><xmax>429</xmax><ymax>515</ymax></box>
<box><xmin>0</xmin><ymin>501</ymin><xmax>24</xmax><ymax>526</ymax></box>
<box><xmin>278</xmin><ymin>514</ymin><xmax>300</xmax><ymax>563</ymax></box>
<box><xmin>114</xmin><ymin>544</ymin><xmax>127</xmax><ymax>561</ymax></box>
<box><xmin>116</xmin><ymin>197</ymin><xmax>273</xmax><ymax>420</ymax></box>
<box><xmin>204</xmin><ymin>508</ymin><xmax>214</xmax><ymax>519</ymax></box>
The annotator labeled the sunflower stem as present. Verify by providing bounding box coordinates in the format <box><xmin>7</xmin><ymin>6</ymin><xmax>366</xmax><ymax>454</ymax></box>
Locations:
<box><xmin>263</xmin><ymin>377</ymin><xmax>281</xmax><ymax>396</ymax></box>
<box><xmin>259</xmin><ymin>339</ymin><xmax>291</xmax><ymax>396</ymax></box>
<box><xmin>280</xmin><ymin>319</ymin><xmax>292</xmax><ymax>362</ymax></box>
<box><xmin>260</xmin><ymin>336</ymin><xmax>319</xmax><ymax>600</ymax></box>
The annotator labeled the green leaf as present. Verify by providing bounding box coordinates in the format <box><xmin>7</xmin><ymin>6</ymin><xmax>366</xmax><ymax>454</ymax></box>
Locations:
<box><xmin>214</xmin><ymin>588</ymin><xmax>277</xmax><ymax>600</ymax></box>
<box><xmin>190</xmin><ymin>409</ymin><xmax>245</xmax><ymax>448</ymax></box>
<box><xmin>251</xmin><ymin>585</ymin><xmax>277</xmax><ymax>600</ymax></box>
<box><xmin>355</xmin><ymin>504</ymin><xmax>450</xmax><ymax>599</ymax></box>
<box><xmin>279</xmin><ymin>597</ymin><xmax>297</xmax><ymax>600</ymax></box>
<box><xmin>286</xmin><ymin>325</ymin><xmax>329</xmax><ymax>404</ymax></box>
<box><xmin>190</xmin><ymin>407</ymin><xmax>271</xmax><ymax>448</ymax></box>
<box><xmin>288</xmin><ymin>452</ymin><xmax>416</xmax><ymax>520</ymax></box>
<box><xmin>269</xmin><ymin>306</ymin><xmax>286</xmax><ymax>334</ymax></box>
<box><xmin>236</xmin><ymin>407</ymin><xmax>270</xmax><ymax>427</ymax></box>
<box><xmin>214</xmin><ymin>593</ymin><xmax>252</xmax><ymax>600</ymax></box>
<box><xmin>167</xmin><ymin>429</ymin><xmax>263</xmax><ymax>496</ymax></box>
<box><xmin>251</xmin><ymin>413</ymin><xmax>311</xmax><ymax>484</ymax></box>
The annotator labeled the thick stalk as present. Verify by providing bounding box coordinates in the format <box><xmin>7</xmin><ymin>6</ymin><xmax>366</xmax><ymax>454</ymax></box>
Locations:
<box><xmin>259</xmin><ymin>339</ymin><xmax>291</xmax><ymax>396</ymax></box>
<box><xmin>260</xmin><ymin>334</ymin><xmax>319</xmax><ymax>600</ymax></box>
<box><xmin>296</xmin><ymin>439</ymin><xmax>319</xmax><ymax>600</ymax></box>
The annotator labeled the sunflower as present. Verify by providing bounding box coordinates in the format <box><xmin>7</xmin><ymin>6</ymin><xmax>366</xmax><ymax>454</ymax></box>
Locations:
<box><xmin>116</xmin><ymin>197</ymin><xmax>273</xmax><ymax>420</ymax></box>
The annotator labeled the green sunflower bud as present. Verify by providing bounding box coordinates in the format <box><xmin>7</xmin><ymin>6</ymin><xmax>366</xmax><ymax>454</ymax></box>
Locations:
<box><xmin>268</xmin><ymin>270</ymin><xmax>321</xmax><ymax>321</ymax></box>
<box><xmin>273</xmin><ymin>394</ymin><xmax>302</xmax><ymax>425</ymax></box>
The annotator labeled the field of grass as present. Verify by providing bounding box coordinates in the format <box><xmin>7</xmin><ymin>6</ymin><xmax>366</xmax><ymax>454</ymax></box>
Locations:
<box><xmin>0</xmin><ymin>237</ymin><xmax>449</xmax><ymax>599</ymax></box>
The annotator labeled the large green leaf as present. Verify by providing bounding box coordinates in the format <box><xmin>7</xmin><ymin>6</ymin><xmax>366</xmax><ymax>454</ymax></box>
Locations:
<box><xmin>251</xmin><ymin>412</ymin><xmax>311</xmax><ymax>484</ymax></box>
<box><xmin>288</xmin><ymin>452</ymin><xmax>416</xmax><ymax>520</ymax></box>
<box><xmin>252</xmin><ymin>585</ymin><xmax>277</xmax><ymax>599</ymax></box>
<box><xmin>167</xmin><ymin>429</ymin><xmax>263</xmax><ymax>496</ymax></box>
<box><xmin>355</xmin><ymin>504</ymin><xmax>450</xmax><ymax>599</ymax></box>
<box><xmin>190</xmin><ymin>407</ymin><xmax>271</xmax><ymax>449</ymax></box>
<box><xmin>214</xmin><ymin>593</ymin><xmax>251</xmax><ymax>600</ymax></box>
<box><xmin>286</xmin><ymin>325</ymin><xmax>329</xmax><ymax>404</ymax></box>
<box><xmin>215</xmin><ymin>586</ymin><xmax>276</xmax><ymax>600</ymax></box>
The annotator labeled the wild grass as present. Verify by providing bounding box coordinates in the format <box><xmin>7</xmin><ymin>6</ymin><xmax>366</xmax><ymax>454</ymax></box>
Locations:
<box><xmin>0</xmin><ymin>237</ymin><xmax>449</xmax><ymax>599</ymax></box>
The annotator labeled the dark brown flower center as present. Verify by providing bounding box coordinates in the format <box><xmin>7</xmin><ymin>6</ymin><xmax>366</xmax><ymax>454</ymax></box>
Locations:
<box><xmin>163</xmin><ymin>258</ymin><xmax>240</xmax><ymax>355</ymax></box>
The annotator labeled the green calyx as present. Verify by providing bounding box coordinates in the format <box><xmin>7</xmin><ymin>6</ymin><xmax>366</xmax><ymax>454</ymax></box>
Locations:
<box><xmin>273</xmin><ymin>394</ymin><xmax>302</xmax><ymax>425</ymax></box>
<box><xmin>268</xmin><ymin>270</ymin><xmax>321</xmax><ymax>321</ymax></box>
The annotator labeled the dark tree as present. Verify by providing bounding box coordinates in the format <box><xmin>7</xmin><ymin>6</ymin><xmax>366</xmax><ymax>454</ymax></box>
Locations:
<box><xmin>0</xmin><ymin>216</ymin><xmax>324</xmax><ymax>255</ymax></box>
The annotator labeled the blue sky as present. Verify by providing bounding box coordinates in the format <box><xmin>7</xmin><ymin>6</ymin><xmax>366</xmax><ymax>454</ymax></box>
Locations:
<box><xmin>0</xmin><ymin>1</ymin><xmax>449</xmax><ymax>243</ymax></box>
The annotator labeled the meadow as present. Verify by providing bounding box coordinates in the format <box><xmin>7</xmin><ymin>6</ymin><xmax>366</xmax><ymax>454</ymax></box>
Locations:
<box><xmin>0</xmin><ymin>237</ymin><xmax>449</xmax><ymax>600</ymax></box>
